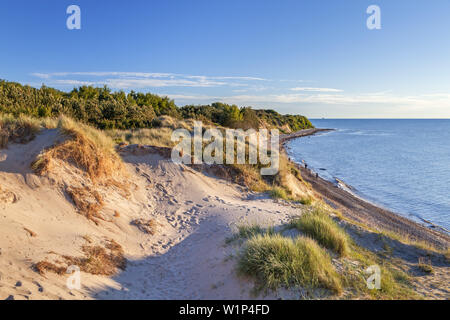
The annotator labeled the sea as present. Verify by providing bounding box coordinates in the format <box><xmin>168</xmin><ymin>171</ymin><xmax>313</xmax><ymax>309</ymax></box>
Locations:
<box><xmin>286</xmin><ymin>119</ymin><xmax>450</xmax><ymax>231</ymax></box>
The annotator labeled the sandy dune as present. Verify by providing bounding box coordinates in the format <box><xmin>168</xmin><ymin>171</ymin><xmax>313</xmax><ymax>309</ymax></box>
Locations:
<box><xmin>1</xmin><ymin>130</ymin><xmax>448</xmax><ymax>300</ymax></box>
<box><xmin>0</xmin><ymin>131</ymin><xmax>301</xmax><ymax>300</ymax></box>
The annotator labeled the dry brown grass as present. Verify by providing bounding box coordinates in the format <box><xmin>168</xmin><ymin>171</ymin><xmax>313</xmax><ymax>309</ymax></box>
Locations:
<box><xmin>34</xmin><ymin>261</ymin><xmax>67</xmax><ymax>276</ymax></box>
<box><xmin>131</xmin><ymin>219</ymin><xmax>157</xmax><ymax>235</ymax></box>
<box><xmin>33</xmin><ymin>117</ymin><xmax>125</xmax><ymax>182</ymax></box>
<box><xmin>28</xmin><ymin>116</ymin><xmax>130</xmax><ymax>223</ymax></box>
<box><xmin>63</xmin><ymin>240</ymin><xmax>126</xmax><ymax>276</ymax></box>
<box><xmin>106</xmin><ymin>116</ymin><xmax>199</xmax><ymax>148</ymax></box>
<box><xmin>66</xmin><ymin>186</ymin><xmax>104</xmax><ymax>223</ymax></box>
<box><xmin>35</xmin><ymin>239</ymin><xmax>126</xmax><ymax>276</ymax></box>
<box><xmin>106</xmin><ymin>115</ymin><xmax>221</xmax><ymax>148</ymax></box>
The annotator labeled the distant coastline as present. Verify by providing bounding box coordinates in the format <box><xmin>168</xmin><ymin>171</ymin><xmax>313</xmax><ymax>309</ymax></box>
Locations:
<box><xmin>280</xmin><ymin>128</ymin><xmax>334</xmax><ymax>144</ymax></box>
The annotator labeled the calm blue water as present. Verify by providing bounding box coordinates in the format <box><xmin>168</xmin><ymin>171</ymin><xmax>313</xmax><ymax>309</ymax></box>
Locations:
<box><xmin>287</xmin><ymin>119</ymin><xmax>450</xmax><ymax>230</ymax></box>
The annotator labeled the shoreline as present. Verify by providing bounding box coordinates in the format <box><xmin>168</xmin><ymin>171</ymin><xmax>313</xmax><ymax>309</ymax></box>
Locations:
<box><xmin>280</xmin><ymin>128</ymin><xmax>334</xmax><ymax>144</ymax></box>
<box><xmin>281</xmin><ymin>128</ymin><xmax>450</xmax><ymax>249</ymax></box>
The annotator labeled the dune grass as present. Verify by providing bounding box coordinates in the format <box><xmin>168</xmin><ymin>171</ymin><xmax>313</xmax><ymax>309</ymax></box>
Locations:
<box><xmin>298</xmin><ymin>196</ymin><xmax>313</xmax><ymax>205</ymax></box>
<box><xmin>35</xmin><ymin>239</ymin><xmax>126</xmax><ymax>276</ymax></box>
<box><xmin>64</xmin><ymin>240</ymin><xmax>126</xmax><ymax>276</ymax></box>
<box><xmin>32</xmin><ymin>116</ymin><xmax>125</xmax><ymax>182</ymax></box>
<box><xmin>231</xmin><ymin>216</ymin><xmax>419</xmax><ymax>299</ymax></box>
<box><xmin>105</xmin><ymin>116</ymin><xmax>201</xmax><ymax>148</ymax></box>
<box><xmin>269</xmin><ymin>186</ymin><xmax>289</xmax><ymax>200</ymax></box>
<box><xmin>226</xmin><ymin>224</ymin><xmax>275</xmax><ymax>244</ymax></box>
<box><xmin>0</xmin><ymin>113</ymin><xmax>51</xmax><ymax>148</ymax></box>
<box><xmin>418</xmin><ymin>257</ymin><xmax>434</xmax><ymax>274</ymax></box>
<box><xmin>238</xmin><ymin>233</ymin><xmax>342</xmax><ymax>294</ymax></box>
<box><xmin>345</xmin><ymin>243</ymin><xmax>420</xmax><ymax>299</ymax></box>
<box><xmin>290</xmin><ymin>206</ymin><xmax>350</xmax><ymax>257</ymax></box>
<box><xmin>28</xmin><ymin>116</ymin><xmax>129</xmax><ymax>222</ymax></box>
<box><xmin>107</xmin><ymin>127</ymin><xmax>175</xmax><ymax>148</ymax></box>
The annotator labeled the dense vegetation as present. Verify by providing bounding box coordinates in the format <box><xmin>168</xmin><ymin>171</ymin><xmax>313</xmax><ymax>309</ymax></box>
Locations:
<box><xmin>0</xmin><ymin>80</ymin><xmax>313</xmax><ymax>132</ymax></box>
<box><xmin>180</xmin><ymin>103</ymin><xmax>312</xmax><ymax>131</ymax></box>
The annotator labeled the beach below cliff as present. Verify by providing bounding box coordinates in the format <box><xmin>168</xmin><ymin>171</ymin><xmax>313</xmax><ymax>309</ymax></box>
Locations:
<box><xmin>281</xmin><ymin>129</ymin><xmax>450</xmax><ymax>249</ymax></box>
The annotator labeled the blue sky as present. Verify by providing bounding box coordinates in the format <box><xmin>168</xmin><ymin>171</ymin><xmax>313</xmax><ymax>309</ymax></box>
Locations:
<box><xmin>1</xmin><ymin>0</ymin><xmax>450</xmax><ymax>118</ymax></box>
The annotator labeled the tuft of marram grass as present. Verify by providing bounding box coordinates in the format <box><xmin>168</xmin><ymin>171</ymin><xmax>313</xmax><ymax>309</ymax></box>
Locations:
<box><xmin>269</xmin><ymin>186</ymin><xmax>289</xmax><ymax>200</ymax></box>
<box><xmin>290</xmin><ymin>206</ymin><xmax>350</xmax><ymax>257</ymax></box>
<box><xmin>32</xmin><ymin>116</ymin><xmax>125</xmax><ymax>182</ymax></box>
<box><xmin>0</xmin><ymin>113</ymin><xmax>42</xmax><ymax>148</ymax></box>
<box><xmin>298</xmin><ymin>196</ymin><xmax>313</xmax><ymax>205</ymax></box>
<box><xmin>107</xmin><ymin>127</ymin><xmax>176</xmax><ymax>148</ymax></box>
<box><xmin>418</xmin><ymin>257</ymin><xmax>434</xmax><ymax>274</ymax></box>
<box><xmin>238</xmin><ymin>233</ymin><xmax>342</xmax><ymax>294</ymax></box>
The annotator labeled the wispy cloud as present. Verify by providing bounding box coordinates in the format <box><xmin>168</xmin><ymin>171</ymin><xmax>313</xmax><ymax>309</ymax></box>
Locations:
<box><xmin>30</xmin><ymin>72</ymin><xmax>268</xmax><ymax>89</ymax></box>
<box><xmin>30</xmin><ymin>71</ymin><xmax>450</xmax><ymax>116</ymax></box>
<box><xmin>290</xmin><ymin>87</ymin><xmax>343</xmax><ymax>92</ymax></box>
<box><xmin>166</xmin><ymin>92</ymin><xmax>450</xmax><ymax>109</ymax></box>
<box><xmin>53</xmin><ymin>79</ymin><xmax>97</xmax><ymax>86</ymax></box>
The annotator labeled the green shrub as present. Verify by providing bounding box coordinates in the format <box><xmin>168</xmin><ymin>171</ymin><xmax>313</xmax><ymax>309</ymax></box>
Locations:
<box><xmin>1</xmin><ymin>80</ymin><xmax>313</xmax><ymax>131</ymax></box>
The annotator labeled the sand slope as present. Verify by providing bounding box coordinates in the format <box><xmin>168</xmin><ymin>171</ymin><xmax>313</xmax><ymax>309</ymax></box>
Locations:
<box><xmin>0</xmin><ymin>132</ymin><xmax>301</xmax><ymax>300</ymax></box>
<box><xmin>1</xmin><ymin>130</ymin><xmax>448</xmax><ymax>300</ymax></box>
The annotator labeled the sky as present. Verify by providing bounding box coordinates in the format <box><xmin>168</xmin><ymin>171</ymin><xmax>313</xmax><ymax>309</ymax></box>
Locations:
<box><xmin>1</xmin><ymin>0</ymin><xmax>450</xmax><ymax>118</ymax></box>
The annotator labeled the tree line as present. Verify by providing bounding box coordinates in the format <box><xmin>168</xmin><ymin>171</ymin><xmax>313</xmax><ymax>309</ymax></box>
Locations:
<box><xmin>0</xmin><ymin>80</ymin><xmax>313</xmax><ymax>131</ymax></box>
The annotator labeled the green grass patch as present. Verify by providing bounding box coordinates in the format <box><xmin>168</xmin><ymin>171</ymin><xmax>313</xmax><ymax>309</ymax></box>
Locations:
<box><xmin>345</xmin><ymin>244</ymin><xmax>420</xmax><ymax>299</ymax></box>
<box><xmin>297</xmin><ymin>196</ymin><xmax>313</xmax><ymax>205</ymax></box>
<box><xmin>269</xmin><ymin>186</ymin><xmax>289</xmax><ymax>200</ymax></box>
<box><xmin>290</xmin><ymin>206</ymin><xmax>350</xmax><ymax>256</ymax></box>
<box><xmin>237</xmin><ymin>233</ymin><xmax>342</xmax><ymax>294</ymax></box>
